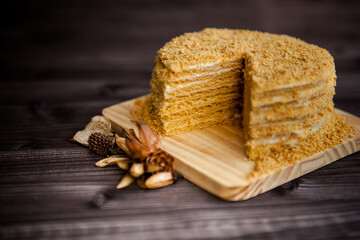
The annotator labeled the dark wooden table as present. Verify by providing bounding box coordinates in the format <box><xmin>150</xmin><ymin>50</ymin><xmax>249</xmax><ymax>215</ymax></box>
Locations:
<box><xmin>1</xmin><ymin>1</ymin><xmax>360</xmax><ymax>239</ymax></box>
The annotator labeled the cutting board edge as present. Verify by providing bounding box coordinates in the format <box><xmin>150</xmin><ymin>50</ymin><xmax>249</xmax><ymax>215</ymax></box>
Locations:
<box><xmin>102</xmin><ymin>96</ymin><xmax>360</xmax><ymax>201</ymax></box>
<box><xmin>174</xmin><ymin>134</ymin><xmax>360</xmax><ymax>201</ymax></box>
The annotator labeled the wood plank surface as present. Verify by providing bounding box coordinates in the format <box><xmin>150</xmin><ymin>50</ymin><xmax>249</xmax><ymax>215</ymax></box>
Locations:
<box><xmin>103</xmin><ymin>96</ymin><xmax>360</xmax><ymax>201</ymax></box>
<box><xmin>1</xmin><ymin>0</ymin><xmax>360</xmax><ymax>239</ymax></box>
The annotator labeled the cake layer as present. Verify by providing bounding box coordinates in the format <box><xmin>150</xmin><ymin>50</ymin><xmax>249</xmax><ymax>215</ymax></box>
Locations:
<box><xmin>153</xmin><ymin>72</ymin><xmax>243</xmax><ymax>98</ymax></box>
<box><xmin>161</xmin><ymin>99</ymin><xmax>242</xmax><ymax>122</ymax></box>
<box><xmin>163</xmin><ymin>106</ymin><xmax>241</xmax><ymax>129</ymax></box>
<box><xmin>252</xmin><ymin>78</ymin><xmax>326</xmax><ymax>98</ymax></box>
<box><xmin>162</xmin><ymin>113</ymin><xmax>241</xmax><ymax>136</ymax></box>
<box><xmin>247</xmin><ymin>105</ymin><xmax>333</xmax><ymax>138</ymax></box>
<box><xmin>250</xmin><ymin>77</ymin><xmax>335</xmax><ymax>108</ymax></box>
<box><xmin>157</xmin><ymin>79</ymin><xmax>333</xmax><ymax>117</ymax></box>
<box><xmin>159</xmin><ymin>92</ymin><xmax>242</xmax><ymax>113</ymax></box>
<box><xmin>154</xmin><ymin>74</ymin><xmax>332</xmax><ymax>105</ymax></box>
<box><xmin>160</xmin><ymin>91</ymin><xmax>333</xmax><ymax>127</ymax></box>
<box><xmin>156</xmin><ymin>79</ymin><xmax>243</xmax><ymax>100</ymax></box>
<box><xmin>249</xmin><ymin>93</ymin><xmax>334</xmax><ymax>125</ymax></box>
<box><xmin>246</xmin><ymin>113</ymin><xmax>354</xmax><ymax>179</ymax></box>
<box><xmin>153</xmin><ymin>55</ymin><xmax>244</xmax><ymax>82</ymax></box>
<box><xmin>153</xmin><ymin>67</ymin><xmax>242</xmax><ymax>88</ymax></box>
<box><xmin>151</xmin><ymin>67</ymin><xmax>241</xmax><ymax>92</ymax></box>
<box><xmin>152</xmin><ymin>86</ymin><xmax>243</xmax><ymax>111</ymax></box>
<box><xmin>248</xmin><ymin>114</ymin><xmax>331</xmax><ymax>147</ymax></box>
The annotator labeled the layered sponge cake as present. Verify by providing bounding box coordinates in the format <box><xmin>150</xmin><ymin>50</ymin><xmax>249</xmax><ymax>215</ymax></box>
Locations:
<box><xmin>141</xmin><ymin>28</ymin><xmax>354</xmax><ymax>174</ymax></box>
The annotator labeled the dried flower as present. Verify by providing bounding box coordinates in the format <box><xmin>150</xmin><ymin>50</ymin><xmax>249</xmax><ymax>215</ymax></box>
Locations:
<box><xmin>92</xmin><ymin>119</ymin><xmax>175</xmax><ymax>190</ymax></box>
<box><xmin>116</xmin><ymin>120</ymin><xmax>160</xmax><ymax>160</ymax></box>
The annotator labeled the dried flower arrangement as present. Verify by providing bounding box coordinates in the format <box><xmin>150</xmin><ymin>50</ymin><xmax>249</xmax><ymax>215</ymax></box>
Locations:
<box><xmin>67</xmin><ymin>116</ymin><xmax>175</xmax><ymax>189</ymax></box>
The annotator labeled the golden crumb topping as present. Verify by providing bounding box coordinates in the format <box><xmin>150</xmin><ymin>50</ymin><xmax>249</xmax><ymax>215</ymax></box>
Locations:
<box><xmin>156</xmin><ymin>28</ymin><xmax>335</xmax><ymax>92</ymax></box>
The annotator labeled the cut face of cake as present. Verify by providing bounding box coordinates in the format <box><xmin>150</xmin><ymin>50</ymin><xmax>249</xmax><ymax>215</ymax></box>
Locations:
<box><xmin>141</xmin><ymin>28</ymin><xmax>353</xmax><ymax>169</ymax></box>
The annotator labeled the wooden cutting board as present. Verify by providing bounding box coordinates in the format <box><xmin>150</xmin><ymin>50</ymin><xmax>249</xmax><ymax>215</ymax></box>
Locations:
<box><xmin>102</xmin><ymin>96</ymin><xmax>360</xmax><ymax>201</ymax></box>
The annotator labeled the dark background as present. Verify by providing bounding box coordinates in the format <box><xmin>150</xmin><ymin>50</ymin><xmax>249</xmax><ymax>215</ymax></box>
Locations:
<box><xmin>1</xmin><ymin>1</ymin><xmax>360</xmax><ymax>239</ymax></box>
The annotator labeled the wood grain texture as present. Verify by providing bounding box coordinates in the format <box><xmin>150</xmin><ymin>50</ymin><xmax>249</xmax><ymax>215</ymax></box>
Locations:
<box><xmin>103</xmin><ymin>96</ymin><xmax>360</xmax><ymax>201</ymax></box>
<box><xmin>1</xmin><ymin>0</ymin><xmax>360</xmax><ymax>239</ymax></box>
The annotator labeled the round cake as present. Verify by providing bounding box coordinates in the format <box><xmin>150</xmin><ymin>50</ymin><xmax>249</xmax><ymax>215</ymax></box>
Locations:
<box><xmin>141</xmin><ymin>28</ymin><xmax>353</xmax><ymax>175</ymax></box>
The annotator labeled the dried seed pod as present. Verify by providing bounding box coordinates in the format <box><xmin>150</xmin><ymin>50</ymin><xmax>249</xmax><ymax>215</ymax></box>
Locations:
<box><xmin>129</xmin><ymin>162</ymin><xmax>145</xmax><ymax>178</ymax></box>
<box><xmin>116</xmin><ymin>173</ymin><xmax>134</xmax><ymax>189</ymax></box>
<box><xmin>145</xmin><ymin>163</ymin><xmax>163</xmax><ymax>173</ymax></box>
<box><xmin>88</xmin><ymin>132</ymin><xmax>114</xmax><ymax>156</ymax></box>
<box><xmin>116</xmin><ymin>161</ymin><xmax>130</xmax><ymax>170</ymax></box>
<box><xmin>146</xmin><ymin>149</ymin><xmax>175</xmax><ymax>172</ymax></box>
<box><xmin>73</xmin><ymin>116</ymin><xmax>113</xmax><ymax>146</ymax></box>
<box><xmin>95</xmin><ymin>155</ymin><xmax>130</xmax><ymax>167</ymax></box>
<box><xmin>145</xmin><ymin>172</ymin><xmax>174</xmax><ymax>189</ymax></box>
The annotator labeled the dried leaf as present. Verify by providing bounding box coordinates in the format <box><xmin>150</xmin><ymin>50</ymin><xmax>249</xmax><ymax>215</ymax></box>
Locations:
<box><xmin>73</xmin><ymin>116</ymin><xmax>113</xmax><ymax>146</ymax></box>
<box><xmin>116</xmin><ymin>173</ymin><xmax>134</xmax><ymax>189</ymax></box>
<box><xmin>145</xmin><ymin>172</ymin><xmax>174</xmax><ymax>189</ymax></box>
<box><xmin>95</xmin><ymin>155</ymin><xmax>130</xmax><ymax>167</ymax></box>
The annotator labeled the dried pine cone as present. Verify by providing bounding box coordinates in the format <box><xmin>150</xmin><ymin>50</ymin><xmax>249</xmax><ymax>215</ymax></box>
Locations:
<box><xmin>146</xmin><ymin>149</ymin><xmax>175</xmax><ymax>172</ymax></box>
<box><xmin>88</xmin><ymin>132</ymin><xmax>114</xmax><ymax>156</ymax></box>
